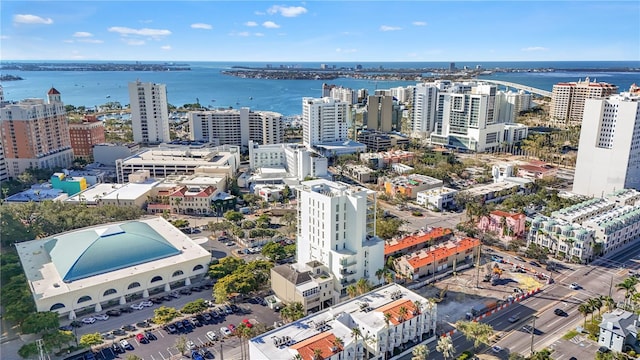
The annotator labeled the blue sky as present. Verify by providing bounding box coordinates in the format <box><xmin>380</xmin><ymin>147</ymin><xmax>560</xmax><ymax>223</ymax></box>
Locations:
<box><xmin>1</xmin><ymin>1</ymin><xmax>638</xmax><ymax>62</ymax></box>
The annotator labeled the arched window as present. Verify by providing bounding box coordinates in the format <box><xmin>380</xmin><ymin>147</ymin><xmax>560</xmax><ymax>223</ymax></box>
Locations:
<box><xmin>150</xmin><ymin>276</ymin><xmax>163</xmax><ymax>283</ymax></box>
<box><xmin>172</xmin><ymin>270</ymin><xmax>184</xmax><ymax>277</ymax></box>
<box><xmin>50</xmin><ymin>303</ymin><xmax>65</xmax><ymax>311</ymax></box>
<box><xmin>127</xmin><ymin>282</ymin><xmax>141</xmax><ymax>290</ymax></box>
<box><xmin>193</xmin><ymin>264</ymin><xmax>204</xmax><ymax>271</ymax></box>
<box><xmin>103</xmin><ymin>289</ymin><xmax>117</xmax><ymax>297</ymax></box>
<box><xmin>77</xmin><ymin>296</ymin><xmax>92</xmax><ymax>303</ymax></box>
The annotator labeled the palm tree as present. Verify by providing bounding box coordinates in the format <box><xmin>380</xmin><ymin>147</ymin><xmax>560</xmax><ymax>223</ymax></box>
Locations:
<box><xmin>454</xmin><ymin>320</ymin><xmax>494</xmax><ymax>350</ymax></box>
<box><xmin>436</xmin><ymin>336</ymin><xmax>456</xmax><ymax>360</ymax></box>
<box><xmin>332</xmin><ymin>337</ymin><xmax>344</xmax><ymax>353</ymax></box>
<box><xmin>413</xmin><ymin>300</ymin><xmax>423</xmax><ymax>340</ymax></box>
<box><xmin>375</xmin><ymin>268</ymin><xmax>386</xmax><ymax>284</ymax></box>
<box><xmin>616</xmin><ymin>277</ymin><xmax>639</xmax><ymax>307</ymax></box>
<box><xmin>578</xmin><ymin>303</ymin><xmax>591</xmax><ymax>327</ymax></box>
<box><xmin>356</xmin><ymin>278</ymin><xmax>372</xmax><ymax>295</ymax></box>
<box><xmin>361</xmin><ymin>333</ymin><xmax>373</xmax><ymax>360</ymax></box>
<box><xmin>291</xmin><ymin>354</ymin><xmax>303</xmax><ymax>360</ymax></box>
<box><xmin>351</xmin><ymin>327</ymin><xmax>362</xmax><ymax>360</ymax></box>
<box><xmin>600</xmin><ymin>295</ymin><xmax>615</xmax><ymax>312</ymax></box>
<box><xmin>383</xmin><ymin>312</ymin><xmax>392</xmax><ymax>360</ymax></box>
<box><xmin>312</xmin><ymin>348</ymin><xmax>324</xmax><ymax>360</ymax></box>
<box><xmin>587</xmin><ymin>297</ymin><xmax>602</xmax><ymax>319</ymax></box>
<box><xmin>411</xmin><ymin>344</ymin><xmax>429</xmax><ymax>360</ymax></box>
<box><xmin>384</xmin><ymin>271</ymin><xmax>394</xmax><ymax>284</ymax></box>
<box><xmin>398</xmin><ymin>306</ymin><xmax>408</xmax><ymax>323</ymax></box>
<box><xmin>347</xmin><ymin>284</ymin><xmax>358</xmax><ymax>299</ymax></box>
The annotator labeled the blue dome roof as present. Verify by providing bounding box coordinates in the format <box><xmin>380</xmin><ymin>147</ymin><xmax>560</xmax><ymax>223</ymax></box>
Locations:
<box><xmin>45</xmin><ymin>221</ymin><xmax>181</xmax><ymax>283</ymax></box>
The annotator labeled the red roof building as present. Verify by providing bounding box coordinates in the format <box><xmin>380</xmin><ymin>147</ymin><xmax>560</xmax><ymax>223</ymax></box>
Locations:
<box><xmin>384</xmin><ymin>227</ymin><xmax>453</xmax><ymax>257</ymax></box>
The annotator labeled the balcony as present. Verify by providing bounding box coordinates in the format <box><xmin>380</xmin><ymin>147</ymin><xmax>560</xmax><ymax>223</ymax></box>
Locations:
<box><xmin>340</xmin><ymin>258</ymin><xmax>357</xmax><ymax>268</ymax></box>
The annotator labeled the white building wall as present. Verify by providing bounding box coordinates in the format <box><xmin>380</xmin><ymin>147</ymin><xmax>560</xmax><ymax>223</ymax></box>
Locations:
<box><xmin>128</xmin><ymin>81</ymin><xmax>170</xmax><ymax>144</ymax></box>
<box><xmin>189</xmin><ymin>108</ymin><xmax>283</xmax><ymax>148</ymax></box>
<box><xmin>302</xmin><ymin>98</ymin><xmax>349</xmax><ymax>147</ymax></box>
<box><xmin>573</xmin><ymin>94</ymin><xmax>640</xmax><ymax>197</ymax></box>
<box><xmin>411</xmin><ymin>83</ymin><xmax>439</xmax><ymax>136</ymax></box>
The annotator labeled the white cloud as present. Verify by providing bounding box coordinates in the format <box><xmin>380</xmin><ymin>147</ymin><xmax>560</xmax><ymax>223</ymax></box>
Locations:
<box><xmin>79</xmin><ymin>39</ymin><xmax>103</xmax><ymax>44</ymax></box>
<box><xmin>73</xmin><ymin>31</ymin><xmax>93</xmax><ymax>38</ymax></box>
<box><xmin>380</xmin><ymin>25</ymin><xmax>402</xmax><ymax>31</ymax></box>
<box><xmin>13</xmin><ymin>14</ymin><xmax>53</xmax><ymax>25</ymax></box>
<box><xmin>191</xmin><ymin>23</ymin><xmax>212</xmax><ymax>30</ymax></box>
<box><xmin>254</xmin><ymin>32</ymin><xmax>264</xmax><ymax>37</ymax></box>
<box><xmin>262</xmin><ymin>21</ymin><xmax>280</xmax><ymax>29</ymax></box>
<box><xmin>412</xmin><ymin>21</ymin><xmax>427</xmax><ymax>26</ymax></box>
<box><xmin>336</xmin><ymin>48</ymin><xmax>357</xmax><ymax>53</ymax></box>
<box><xmin>161</xmin><ymin>45</ymin><xmax>172</xmax><ymax>50</ymax></box>
<box><xmin>124</xmin><ymin>39</ymin><xmax>145</xmax><ymax>46</ymax></box>
<box><xmin>108</xmin><ymin>26</ymin><xmax>171</xmax><ymax>37</ymax></box>
<box><xmin>245</xmin><ymin>21</ymin><xmax>258</xmax><ymax>27</ymax></box>
<box><xmin>64</xmin><ymin>39</ymin><xmax>74</xmax><ymax>43</ymax></box>
<box><xmin>521</xmin><ymin>46</ymin><xmax>548</xmax><ymax>52</ymax></box>
<box><xmin>1</xmin><ymin>35</ymin><xmax>11</xmax><ymax>40</ymax></box>
<box><xmin>267</xmin><ymin>5</ymin><xmax>307</xmax><ymax>17</ymax></box>
<box><xmin>237</xmin><ymin>31</ymin><xmax>250</xmax><ymax>37</ymax></box>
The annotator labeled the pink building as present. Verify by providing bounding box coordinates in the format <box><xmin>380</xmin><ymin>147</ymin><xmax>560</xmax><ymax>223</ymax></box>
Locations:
<box><xmin>477</xmin><ymin>210</ymin><xmax>526</xmax><ymax>241</ymax></box>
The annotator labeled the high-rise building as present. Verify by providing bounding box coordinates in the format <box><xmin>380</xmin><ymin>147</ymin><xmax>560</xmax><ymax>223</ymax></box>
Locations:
<box><xmin>128</xmin><ymin>81</ymin><xmax>170</xmax><ymax>144</ymax></box>
<box><xmin>68</xmin><ymin>115</ymin><xmax>105</xmax><ymax>161</ymax></box>
<box><xmin>572</xmin><ymin>92</ymin><xmax>640</xmax><ymax>197</ymax></box>
<box><xmin>411</xmin><ymin>82</ymin><xmax>441</xmax><ymax>136</ymax></box>
<box><xmin>549</xmin><ymin>77</ymin><xmax>618</xmax><ymax>126</ymax></box>
<box><xmin>494</xmin><ymin>89</ymin><xmax>533</xmax><ymax>123</ymax></box>
<box><xmin>188</xmin><ymin>107</ymin><xmax>283</xmax><ymax>148</ymax></box>
<box><xmin>0</xmin><ymin>87</ymin><xmax>73</xmax><ymax>177</ymax></box>
<box><xmin>366</xmin><ymin>94</ymin><xmax>393</xmax><ymax>132</ymax></box>
<box><xmin>302</xmin><ymin>97</ymin><xmax>349</xmax><ymax>147</ymax></box>
<box><xmin>296</xmin><ymin>179</ymin><xmax>384</xmax><ymax>300</ymax></box>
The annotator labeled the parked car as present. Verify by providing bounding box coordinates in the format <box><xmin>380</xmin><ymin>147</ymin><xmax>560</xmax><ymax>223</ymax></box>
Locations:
<box><xmin>122</xmin><ymin>324</ymin><xmax>137</xmax><ymax>332</ymax></box>
<box><xmin>201</xmin><ymin>349</ymin><xmax>215</xmax><ymax>359</ymax></box>
<box><xmin>513</xmin><ymin>256</ymin><xmax>525</xmax><ymax>262</ymax></box>
<box><xmin>111</xmin><ymin>342</ymin><xmax>125</xmax><ymax>354</ymax></box>
<box><xmin>202</xmin><ymin>313</ymin><xmax>212</xmax><ymax>322</ymax></box>
<box><xmin>145</xmin><ymin>331</ymin><xmax>157</xmax><ymax>341</ymax></box>
<box><xmin>187</xmin><ymin>340</ymin><xmax>196</xmax><ymax>350</ymax></box>
<box><xmin>119</xmin><ymin>307</ymin><xmax>133</xmax><ymax>313</ymax></box>
<box><xmin>112</xmin><ymin>329</ymin><xmax>126</xmax><ymax>336</ymax></box>
<box><xmin>70</xmin><ymin>321</ymin><xmax>83</xmax><ymax>328</ymax></box>
<box><xmin>191</xmin><ymin>286</ymin><xmax>203</xmax><ymax>292</ymax></box>
<box><xmin>59</xmin><ymin>325</ymin><xmax>74</xmax><ymax>331</ymax></box>
<box><xmin>190</xmin><ymin>318</ymin><xmax>202</xmax><ymax>327</ymax></box>
<box><xmin>136</xmin><ymin>333</ymin><xmax>148</xmax><ymax>344</ymax></box>
<box><xmin>120</xmin><ymin>339</ymin><xmax>134</xmax><ymax>351</ymax></box>
<box><xmin>94</xmin><ymin>314</ymin><xmax>109</xmax><ymax>321</ymax></box>
<box><xmin>206</xmin><ymin>331</ymin><xmax>218</xmax><ymax>341</ymax></box>
<box><xmin>151</xmin><ymin>297</ymin><xmax>164</xmax><ymax>304</ymax></box>
<box><xmin>179</xmin><ymin>288</ymin><xmax>192</xmax><ymax>295</ymax></box>
<box><xmin>140</xmin><ymin>300</ymin><xmax>154</xmax><ymax>307</ymax></box>
<box><xmin>162</xmin><ymin>295</ymin><xmax>173</xmax><ymax>302</ymax></box>
<box><xmin>136</xmin><ymin>321</ymin><xmax>151</xmax><ymax>328</ymax></box>
<box><xmin>165</xmin><ymin>324</ymin><xmax>177</xmax><ymax>334</ymax></box>
<box><xmin>169</xmin><ymin>291</ymin><xmax>180</xmax><ymax>298</ymax></box>
<box><xmin>230</xmin><ymin>304</ymin><xmax>239</xmax><ymax>313</ymax></box>
<box><xmin>106</xmin><ymin>309</ymin><xmax>122</xmax><ymax>316</ymax></box>
<box><xmin>81</xmin><ymin>317</ymin><xmax>96</xmax><ymax>324</ymax></box>
<box><xmin>529</xmin><ymin>261</ymin><xmax>541</xmax><ymax>267</ymax></box>
<box><xmin>101</xmin><ymin>332</ymin><xmax>115</xmax><ymax>340</ymax></box>
<box><xmin>228</xmin><ymin>324</ymin><xmax>236</xmax><ymax>333</ymax></box>
<box><xmin>220</xmin><ymin>327</ymin><xmax>232</xmax><ymax>337</ymax></box>
<box><xmin>130</xmin><ymin>303</ymin><xmax>144</xmax><ymax>310</ymax></box>
<box><xmin>522</xmin><ymin>325</ymin><xmax>535</xmax><ymax>334</ymax></box>
<box><xmin>242</xmin><ymin>319</ymin><xmax>253</xmax><ymax>328</ymax></box>
<box><xmin>191</xmin><ymin>350</ymin><xmax>204</xmax><ymax>360</ymax></box>
<box><xmin>492</xmin><ymin>345</ymin><xmax>502</xmax><ymax>353</ymax></box>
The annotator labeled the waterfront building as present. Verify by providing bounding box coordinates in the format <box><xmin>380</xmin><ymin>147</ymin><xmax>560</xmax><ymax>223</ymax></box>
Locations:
<box><xmin>494</xmin><ymin>89</ymin><xmax>533</xmax><ymax>123</ymax></box>
<box><xmin>188</xmin><ymin>107</ymin><xmax>284</xmax><ymax>149</ymax></box>
<box><xmin>572</xmin><ymin>92</ymin><xmax>640</xmax><ymax>197</ymax></box>
<box><xmin>250</xmin><ymin>283</ymin><xmax>437</xmax><ymax>360</ymax></box>
<box><xmin>16</xmin><ymin>217</ymin><xmax>210</xmax><ymax>318</ymax></box>
<box><xmin>128</xmin><ymin>81</ymin><xmax>171</xmax><ymax>144</ymax></box>
<box><xmin>411</xmin><ymin>82</ymin><xmax>441</xmax><ymax>137</ymax></box>
<box><xmin>302</xmin><ymin>97</ymin><xmax>349</xmax><ymax>147</ymax></box>
<box><xmin>68</xmin><ymin>115</ymin><xmax>105</xmax><ymax>161</ymax></box>
<box><xmin>0</xmin><ymin>135</ymin><xmax>8</xmax><ymax>182</ymax></box>
<box><xmin>296</xmin><ymin>179</ymin><xmax>384</xmax><ymax>300</ymax></box>
<box><xmin>115</xmin><ymin>144</ymin><xmax>240</xmax><ymax>183</ymax></box>
<box><xmin>549</xmin><ymin>77</ymin><xmax>618</xmax><ymax>126</ymax></box>
<box><xmin>384</xmin><ymin>174</ymin><xmax>443</xmax><ymax>199</ymax></box>
<box><xmin>0</xmin><ymin>87</ymin><xmax>74</xmax><ymax>177</ymax></box>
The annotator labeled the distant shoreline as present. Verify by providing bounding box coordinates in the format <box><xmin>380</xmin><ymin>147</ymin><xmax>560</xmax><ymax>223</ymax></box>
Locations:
<box><xmin>0</xmin><ymin>63</ymin><xmax>191</xmax><ymax>72</ymax></box>
<box><xmin>0</xmin><ymin>74</ymin><xmax>23</xmax><ymax>81</ymax></box>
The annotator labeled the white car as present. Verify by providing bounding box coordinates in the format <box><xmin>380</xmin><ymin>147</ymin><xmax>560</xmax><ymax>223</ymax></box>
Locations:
<box><xmin>94</xmin><ymin>314</ymin><xmax>109</xmax><ymax>321</ymax></box>
<box><xmin>187</xmin><ymin>340</ymin><xmax>196</xmax><ymax>350</ymax></box>
<box><xmin>206</xmin><ymin>331</ymin><xmax>218</xmax><ymax>341</ymax></box>
<box><xmin>130</xmin><ymin>303</ymin><xmax>144</xmax><ymax>310</ymax></box>
<box><xmin>81</xmin><ymin>317</ymin><xmax>96</xmax><ymax>324</ymax></box>
<box><xmin>220</xmin><ymin>327</ymin><xmax>232</xmax><ymax>337</ymax></box>
<box><xmin>570</xmin><ymin>282</ymin><xmax>581</xmax><ymax>290</ymax></box>
<box><xmin>492</xmin><ymin>345</ymin><xmax>502</xmax><ymax>353</ymax></box>
<box><xmin>140</xmin><ymin>301</ymin><xmax>154</xmax><ymax>307</ymax></box>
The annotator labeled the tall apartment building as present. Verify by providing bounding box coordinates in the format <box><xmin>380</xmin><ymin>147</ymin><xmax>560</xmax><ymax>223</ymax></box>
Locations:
<box><xmin>0</xmin><ymin>88</ymin><xmax>73</xmax><ymax>177</ymax></box>
<box><xmin>549</xmin><ymin>77</ymin><xmax>618</xmax><ymax>126</ymax></box>
<box><xmin>68</xmin><ymin>115</ymin><xmax>105</xmax><ymax>161</ymax></box>
<box><xmin>296</xmin><ymin>179</ymin><xmax>384</xmax><ymax>301</ymax></box>
<box><xmin>188</xmin><ymin>107</ymin><xmax>283</xmax><ymax>148</ymax></box>
<box><xmin>302</xmin><ymin>97</ymin><xmax>349</xmax><ymax>147</ymax></box>
<box><xmin>495</xmin><ymin>89</ymin><xmax>533</xmax><ymax>123</ymax></box>
<box><xmin>573</xmin><ymin>92</ymin><xmax>640</xmax><ymax>197</ymax></box>
<box><xmin>128</xmin><ymin>81</ymin><xmax>171</xmax><ymax>144</ymax></box>
<box><xmin>366</xmin><ymin>94</ymin><xmax>393</xmax><ymax>132</ymax></box>
<box><xmin>0</xmin><ymin>136</ymin><xmax>8</xmax><ymax>182</ymax></box>
<box><xmin>411</xmin><ymin>83</ymin><xmax>440</xmax><ymax>136</ymax></box>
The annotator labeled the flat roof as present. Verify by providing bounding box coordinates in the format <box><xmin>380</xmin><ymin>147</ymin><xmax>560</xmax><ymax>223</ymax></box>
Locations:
<box><xmin>5</xmin><ymin>185</ymin><xmax>67</xmax><ymax>203</ymax></box>
<box><xmin>66</xmin><ymin>183</ymin><xmax>125</xmax><ymax>204</ymax></box>
<box><xmin>101</xmin><ymin>181</ymin><xmax>160</xmax><ymax>200</ymax></box>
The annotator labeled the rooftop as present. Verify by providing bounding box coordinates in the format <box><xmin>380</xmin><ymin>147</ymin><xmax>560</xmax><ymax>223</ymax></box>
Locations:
<box><xmin>385</xmin><ymin>228</ymin><xmax>452</xmax><ymax>255</ymax></box>
<box><xmin>402</xmin><ymin>237</ymin><xmax>481</xmax><ymax>269</ymax></box>
<box><xmin>101</xmin><ymin>180</ymin><xmax>160</xmax><ymax>201</ymax></box>
<box><xmin>5</xmin><ymin>184</ymin><xmax>67</xmax><ymax>203</ymax></box>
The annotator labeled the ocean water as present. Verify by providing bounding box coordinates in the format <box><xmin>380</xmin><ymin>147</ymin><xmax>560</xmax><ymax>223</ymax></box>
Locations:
<box><xmin>1</xmin><ymin>61</ymin><xmax>639</xmax><ymax>116</ymax></box>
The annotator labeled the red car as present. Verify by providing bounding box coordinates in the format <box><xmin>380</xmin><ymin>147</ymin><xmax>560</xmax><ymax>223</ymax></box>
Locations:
<box><xmin>228</xmin><ymin>324</ymin><xmax>236</xmax><ymax>333</ymax></box>
<box><xmin>242</xmin><ymin>319</ymin><xmax>253</xmax><ymax>328</ymax></box>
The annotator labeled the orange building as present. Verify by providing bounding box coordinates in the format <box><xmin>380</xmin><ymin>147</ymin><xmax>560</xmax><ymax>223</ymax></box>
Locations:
<box><xmin>384</xmin><ymin>227</ymin><xmax>453</xmax><ymax>258</ymax></box>
<box><xmin>69</xmin><ymin>115</ymin><xmax>105</xmax><ymax>161</ymax></box>
<box><xmin>0</xmin><ymin>87</ymin><xmax>73</xmax><ymax>177</ymax></box>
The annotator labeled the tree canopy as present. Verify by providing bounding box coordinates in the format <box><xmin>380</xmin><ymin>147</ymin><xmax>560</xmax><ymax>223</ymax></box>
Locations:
<box><xmin>181</xmin><ymin>299</ymin><xmax>208</xmax><ymax>314</ymax></box>
<box><xmin>79</xmin><ymin>333</ymin><xmax>103</xmax><ymax>347</ymax></box>
<box><xmin>153</xmin><ymin>306</ymin><xmax>181</xmax><ymax>324</ymax></box>
<box><xmin>21</xmin><ymin>312</ymin><xmax>59</xmax><ymax>334</ymax></box>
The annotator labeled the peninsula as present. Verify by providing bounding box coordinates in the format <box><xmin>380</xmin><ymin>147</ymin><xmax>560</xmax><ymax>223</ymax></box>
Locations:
<box><xmin>0</xmin><ymin>62</ymin><xmax>191</xmax><ymax>72</ymax></box>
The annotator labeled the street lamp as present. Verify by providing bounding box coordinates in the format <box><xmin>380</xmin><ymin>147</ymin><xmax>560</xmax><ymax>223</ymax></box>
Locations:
<box><xmin>530</xmin><ymin>315</ymin><xmax>538</xmax><ymax>356</ymax></box>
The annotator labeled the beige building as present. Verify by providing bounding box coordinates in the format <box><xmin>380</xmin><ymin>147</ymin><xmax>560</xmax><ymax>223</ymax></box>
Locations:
<box><xmin>270</xmin><ymin>261</ymin><xmax>335</xmax><ymax>315</ymax></box>
<box><xmin>549</xmin><ymin>77</ymin><xmax>618</xmax><ymax>126</ymax></box>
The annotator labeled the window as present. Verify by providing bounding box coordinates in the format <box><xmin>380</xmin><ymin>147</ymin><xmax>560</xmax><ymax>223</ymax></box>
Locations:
<box><xmin>50</xmin><ymin>303</ymin><xmax>65</xmax><ymax>311</ymax></box>
<box><xmin>193</xmin><ymin>264</ymin><xmax>204</xmax><ymax>271</ymax></box>
<box><xmin>103</xmin><ymin>289</ymin><xmax>117</xmax><ymax>297</ymax></box>
<box><xmin>127</xmin><ymin>282</ymin><xmax>141</xmax><ymax>290</ymax></box>
<box><xmin>172</xmin><ymin>270</ymin><xmax>184</xmax><ymax>277</ymax></box>
<box><xmin>77</xmin><ymin>295</ymin><xmax>92</xmax><ymax>303</ymax></box>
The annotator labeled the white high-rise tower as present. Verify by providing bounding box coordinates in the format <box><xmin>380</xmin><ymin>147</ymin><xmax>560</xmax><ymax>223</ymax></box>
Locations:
<box><xmin>301</xmin><ymin>97</ymin><xmax>349</xmax><ymax>147</ymax></box>
<box><xmin>128</xmin><ymin>81</ymin><xmax>170</xmax><ymax>144</ymax></box>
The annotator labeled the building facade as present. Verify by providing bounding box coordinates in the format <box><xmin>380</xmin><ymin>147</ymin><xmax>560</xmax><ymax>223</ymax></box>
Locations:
<box><xmin>477</xmin><ymin>210</ymin><xmax>526</xmax><ymax>241</ymax></box>
<box><xmin>0</xmin><ymin>88</ymin><xmax>74</xmax><ymax>177</ymax></box>
<box><xmin>270</xmin><ymin>261</ymin><xmax>335</xmax><ymax>315</ymax></box>
<box><xmin>68</xmin><ymin>115</ymin><xmax>106</xmax><ymax>161</ymax></box>
<box><xmin>384</xmin><ymin>174</ymin><xmax>443</xmax><ymax>199</ymax></box>
<box><xmin>247</xmin><ymin>140</ymin><xmax>328</xmax><ymax>181</ymax></box>
<box><xmin>572</xmin><ymin>93</ymin><xmax>640</xmax><ymax>197</ymax></box>
<box><xmin>598</xmin><ymin>310</ymin><xmax>640</xmax><ymax>353</ymax></box>
<box><xmin>549</xmin><ymin>77</ymin><xmax>618</xmax><ymax>126</ymax></box>
<box><xmin>188</xmin><ymin>108</ymin><xmax>284</xmax><ymax>148</ymax></box>
<box><xmin>128</xmin><ymin>81</ymin><xmax>171</xmax><ymax>144</ymax></box>
<box><xmin>296</xmin><ymin>179</ymin><xmax>384</xmax><ymax>300</ymax></box>
<box><xmin>302</xmin><ymin>97</ymin><xmax>349</xmax><ymax>147</ymax></box>
<box><xmin>366</xmin><ymin>94</ymin><xmax>394</xmax><ymax>132</ymax></box>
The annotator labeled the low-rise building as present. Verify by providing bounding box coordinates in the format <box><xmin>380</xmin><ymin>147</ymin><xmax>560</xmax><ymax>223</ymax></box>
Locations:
<box><xmin>93</xmin><ymin>143</ymin><xmax>140</xmax><ymax>166</ymax></box>
<box><xmin>598</xmin><ymin>309</ymin><xmax>640</xmax><ymax>353</ymax></box>
<box><xmin>385</xmin><ymin>228</ymin><xmax>454</xmax><ymax>259</ymax></box>
<box><xmin>50</xmin><ymin>172</ymin><xmax>88</xmax><ymax>196</ymax></box>
<box><xmin>254</xmin><ymin>184</ymin><xmax>285</xmax><ymax>202</ymax></box>
<box><xmin>516</xmin><ymin>160</ymin><xmax>558</xmax><ymax>180</ymax></box>
<box><xmin>416</xmin><ymin>187</ymin><xmax>458</xmax><ymax>211</ymax></box>
<box><xmin>4</xmin><ymin>183</ymin><xmax>68</xmax><ymax>203</ymax></box>
<box><xmin>361</xmin><ymin>150</ymin><xmax>416</xmax><ymax>170</ymax></box>
<box><xmin>249</xmin><ymin>283</ymin><xmax>437</xmax><ymax>360</ymax></box>
<box><xmin>528</xmin><ymin>216</ymin><xmax>596</xmax><ymax>263</ymax></box>
<box><xmin>393</xmin><ymin>237</ymin><xmax>481</xmax><ymax>281</ymax></box>
<box><xmin>270</xmin><ymin>261</ymin><xmax>335</xmax><ymax>315</ymax></box>
<box><xmin>458</xmin><ymin>178</ymin><xmax>530</xmax><ymax>204</ymax></box>
<box><xmin>346</xmin><ymin>165</ymin><xmax>376</xmax><ymax>183</ymax></box>
<box><xmin>99</xmin><ymin>179</ymin><xmax>160</xmax><ymax>208</ymax></box>
<box><xmin>384</xmin><ymin>174</ymin><xmax>443</xmax><ymax>199</ymax></box>
<box><xmin>478</xmin><ymin>210</ymin><xmax>526</xmax><ymax>241</ymax></box>
<box><xmin>391</xmin><ymin>163</ymin><xmax>414</xmax><ymax>174</ymax></box>
<box><xmin>357</xmin><ymin>131</ymin><xmax>409</xmax><ymax>152</ymax></box>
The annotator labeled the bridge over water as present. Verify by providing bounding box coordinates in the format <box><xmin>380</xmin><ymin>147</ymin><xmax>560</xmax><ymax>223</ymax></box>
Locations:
<box><xmin>477</xmin><ymin>79</ymin><xmax>552</xmax><ymax>97</ymax></box>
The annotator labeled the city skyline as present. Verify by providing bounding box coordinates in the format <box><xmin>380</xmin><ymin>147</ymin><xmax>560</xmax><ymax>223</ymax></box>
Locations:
<box><xmin>1</xmin><ymin>1</ymin><xmax>639</xmax><ymax>62</ymax></box>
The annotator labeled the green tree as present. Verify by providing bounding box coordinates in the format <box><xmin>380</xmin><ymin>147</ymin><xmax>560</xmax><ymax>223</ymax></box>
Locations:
<box><xmin>79</xmin><ymin>332</ymin><xmax>103</xmax><ymax>348</ymax></box>
<box><xmin>153</xmin><ymin>306</ymin><xmax>181</xmax><ymax>324</ymax></box>
<box><xmin>356</xmin><ymin>278</ymin><xmax>372</xmax><ymax>295</ymax></box>
<box><xmin>21</xmin><ymin>312</ymin><xmax>60</xmax><ymax>334</ymax></box>
<box><xmin>616</xmin><ymin>277</ymin><xmax>638</xmax><ymax>307</ymax></box>
<box><xmin>18</xmin><ymin>342</ymin><xmax>39</xmax><ymax>359</ymax></box>
<box><xmin>346</xmin><ymin>285</ymin><xmax>358</xmax><ymax>299</ymax></box>
<box><xmin>262</xmin><ymin>241</ymin><xmax>287</xmax><ymax>261</ymax></box>
<box><xmin>436</xmin><ymin>336</ymin><xmax>456</xmax><ymax>360</ymax></box>
<box><xmin>281</xmin><ymin>302</ymin><xmax>305</xmax><ymax>323</ymax></box>
<box><xmin>208</xmin><ymin>257</ymin><xmax>245</xmax><ymax>279</ymax></box>
<box><xmin>454</xmin><ymin>320</ymin><xmax>494</xmax><ymax>349</ymax></box>
<box><xmin>376</xmin><ymin>216</ymin><xmax>403</xmax><ymax>240</ymax></box>
<box><xmin>578</xmin><ymin>303</ymin><xmax>592</xmax><ymax>327</ymax></box>
<box><xmin>125</xmin><ymin>355</ymin><xmax>143</xmax><ymax>360</ymax></box>
<box><xmin>181</xmin><ymin>299</ymin><xmax>208</xmax><ymax>314</ymax></box>
<box><xmin>224</xmin><ymin>210</ymin><xmax>244</xmax><ymax>223</ymax></box>
<box><xmin>42</xmin><ymin>330</ymin><xmax>75</xmax><ymax>352</ymax></box>
<box><xmin>351</xmin><ymin>327</ymin><xmax>362</xmax><ymax>359</ymax></box>
<box><xmin>175</xmin><ymin>335</ymin><xmax>188</xmax><ymax>356</ymax></box>
<box><xmin>411</xmin><ymin>344</ymin><xmax>429</xmax><ymax>360</ymax></box>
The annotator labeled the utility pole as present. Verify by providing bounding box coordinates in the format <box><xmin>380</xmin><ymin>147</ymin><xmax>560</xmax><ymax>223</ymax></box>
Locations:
<box><xmin>609</xmin><ymin>275</ymin><xmax>613</xmax><ymax>298</ymax></box>
<box><xmin>476</xmin><ymin>243</ymin><xmax>482</xmax><ymax>288</ymax></box>
<box><xmin>530</xmin><ymin>316</ymin><xmax>537</xmax><ymax>356</ymax></box>
<box><xmin>219</xmin><ymin>342</ymin><xmax>224</xmax><ymax>360</ymax></box>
